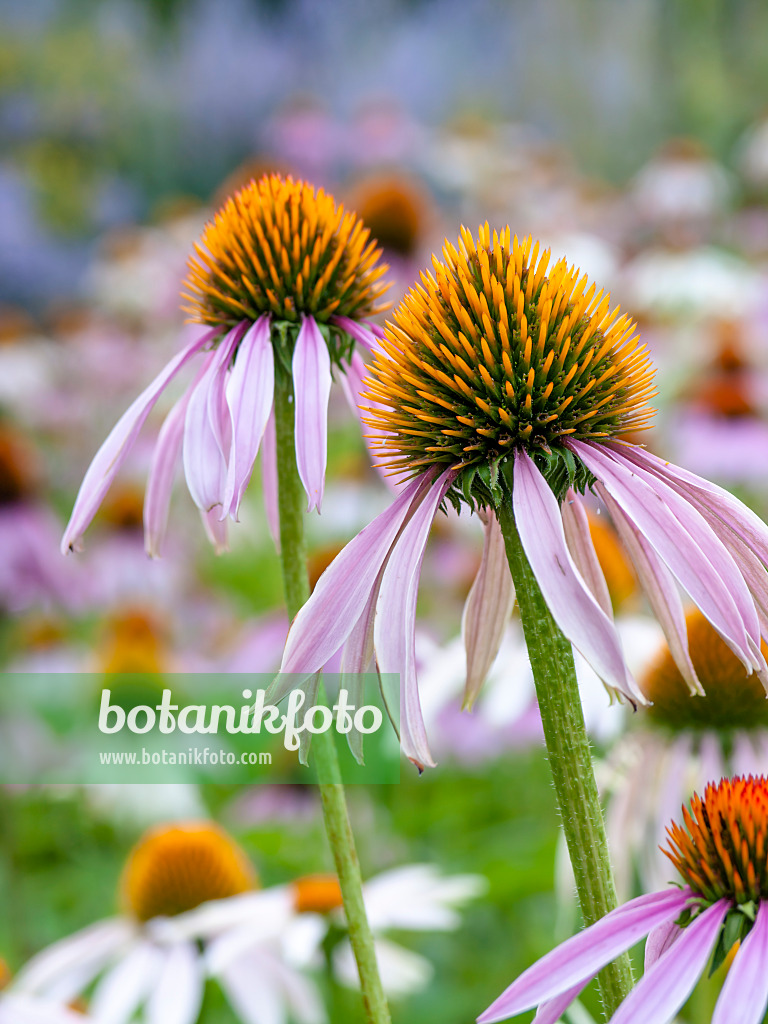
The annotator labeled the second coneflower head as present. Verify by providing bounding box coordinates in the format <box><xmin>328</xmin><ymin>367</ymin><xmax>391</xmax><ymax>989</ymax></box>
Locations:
<box><xmin>62</xmin><ymin>174</ymin><xmax>391</xmax><ymax>556</ymax></box>
<box><xmin>281</xmin><ymin>224</ymin><xmax>768</xmax><ymax>769</ymax></box>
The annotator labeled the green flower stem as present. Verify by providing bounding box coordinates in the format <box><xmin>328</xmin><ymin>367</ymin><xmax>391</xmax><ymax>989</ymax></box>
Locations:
<box><xmin>273</xmin><ymin>363</ymin><xmax>392</xmax><ymax>1024</ymax></box>
<box><xmin>497</xmin><ymin>501</ymin><xmax>634</xmax><ymax>1020</ymax></box>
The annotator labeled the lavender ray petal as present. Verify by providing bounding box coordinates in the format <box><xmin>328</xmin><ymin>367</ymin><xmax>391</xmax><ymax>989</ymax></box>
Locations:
<box><xmin>612</xmin><ymin>443</ymin><xmax>768</xmax><ymax>570</ymax></box>
<box><xmin>331</xmin><ymin>315</ymin><xmax>381</xmax><ymax>352</ymax></box>
<box><xmin>571</xmin><ymin>441</ymin><xmax>758</xmax><ymax>672</ymax></box>
<box><xmin>531</xmin><ymin>981</ymin><xmax>589</xmax><ymax>1024</ymax></box>
<box><xmin>261</xmin><ymin>410</ymin><xmax>280</xmax><ymax>551</ymax></box>
<box><xmin>280</xmin><ymin>472</ymin><xmax>437</xmax><ymax>676</ymax></box>
<box><xmin>599</xmin><ymin>486</ymin><xmax>703</xmax><ymax>696</ymax></box>
<box><xmin>561</xmin><ymin>489</ymin><xmax>612</xmax><ymax>617</ymax></box>
<box><xmin>183</xmin><ymin>328</ymin><xmax>240</xmax><ymax>513</ymax></box>
<box><xmin>461</xmin><ymin>510</ymin><xmax>515</xmax><ymax>710</ymax></box>
<box><xmin>374</xmin><ymin>469</ymin><xmax>455</xmax><ymax>770</ymax></box>
<box><xmin>476</xmin><ymin>889</ymin><xmax>690</xmax><ymax>1022</ymax></box>
<box><xmin>293</xmin><ymin>315</ymin><xmax>332</xmax><ymax>512</ymax></box>
<box><xmin>144</xmin><ymin>397</ymin><xmax>190</xmax><ymax>559</ymax></box>
<box><xmin>513</xmin><ymin>451</ymin><xmax>642</xmax><ymax>704</ymax></box>
<box><xmin>61</xmin><ymin>326</ymin><xmax>217</xmax><ymax>553</ymax></box>
<box><xmin>610</xmin><ymin>899</ymin><xmax>729</xmax><ymax>1024</ymax></box>
<box><xmin>201</xmin><ymin>507</ymin><xmax>228</xmax><ymax>554</ymax></box>
<box><xmin>712</xmin><ymin>900</ymin><xmax>768</xmax><ymax>1024</ymax></box>
<box><xmin>644</xmin><ymin>917</ymin><xmax>683</xmax><ymax>971</ymax></box>
<box><xmin>224</xmin><ymin>315</ymin><xmax>274</xmax><ymax>519</ymax></box>
<box><xmin>340</xmin><ymin>349</ymin><xmax>399</xmax><ymax>492</ymax></box>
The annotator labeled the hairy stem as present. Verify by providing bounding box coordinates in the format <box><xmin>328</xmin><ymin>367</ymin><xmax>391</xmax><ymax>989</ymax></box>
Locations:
<box><xmin>497</xmin><ymin>501</ymin><xmax>634</xmax><ymax>1019</ymax></box>
<box><xmin>273</xmin><ymin>363</ymin><xmax>391</xmax><ymax>1024</ymax></box>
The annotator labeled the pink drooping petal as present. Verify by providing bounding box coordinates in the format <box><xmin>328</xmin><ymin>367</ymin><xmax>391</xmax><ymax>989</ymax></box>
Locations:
<box><xmin>61</xmin><ymin>326</ymin><xmax>217</xmax><ymax>553</ymax></box>
<box><xmin>561</xmin><ymin>490</ymin><xmax>612</xmax><ymax>616</ymax></box>
<box><xmin>599</xmin><ymin>487</ymin><xmax>702</xmax><ymax>696</ymax></box>
<box><xmin>183</xmin><ymin>328</ymin><xmax>241</xmax><ymax>513</ymax></box>
<box><xmin>637</xmin><ymin>459</ymin><xmax>768</xmax><ymax>644</ymax></box>
<box><xmin>144</xmin><ymin>351</ymin><xmax>217</xmax><ymax>558</ymax></box>
<box><xmin>477</xmin><ymin>889</ymin><xmax>691</xmax><ymax>1022</ymax></box>
<box><xmin>613</xmin><ymin>442</ymin><xmax>768</xmax><ymax>570</ymax></box>
<box><xmin>338</xmin><ymin>349</ymin><xmax>398</xmax><ymax>492</ymax></box>
<box><xmin>223</xmin><ymin>315</ymin><xmax>274</xmax><ymax>520</ymax></box>
<box><xmin>340</xmin><ymin>586</ymin><xmax>378</xmax><ymax>677</ymax></box>
<box><xmin>610</xmin><ymin>899</ymin><xmax>729</xmax><ymax>1024</ymax></box>
<box><xmin>339</xmin><ymin>582</ymin><xmax>384</xmax><ymax>766</ymax></box>
<box><xmin>144</xmin><ymin>397</ymin><xmax>189</xmax><ymax>559</ymax></box>
<box><xmin>512</xmin><ymin>450</ymin><xmax>642</xmax><ymax>704</ymax></box>
<box><xmin>571</xmin><ymin>441</ymin><xmax>759</xmax><ymax>674</ymax></box>
<box><xmin>712</xmin><ymin>901</ymin><xmax>768</xmax><ymax>1024</ymax></box>
<box><xmin>280</xmin><ymin>472</ymin><xmax>437</xmax><ymax>676</ymax></box>
<box><xmin>374</xmin><ymin>469</ymin><xmax>454</xmax><ymax>770</ymax></box>
<box><xmin>644</xmin><ymin>917</ymin><xmax>683</xmax><ymax>971</ymax></box>
<box><xmin>201</xmin><ymin>507</ymin><xmax>228</xmax><ymax>554</ymax></box>
<box><xmin>209</xmin><ymin>323</ymin><xmax>247</xmax><ymax>462</ymax></box>
<box><xmin>604</xmin><ymin>443</ymin><xmax>764</xmax><ymax>659</ymax></box>
<box><xmin>261</xmin><ymin>411</ymin><xmax>280</xmax><ymax>551</ymax></box>
<box><xmin>532</xmin><ymin>982</ymin><xmax>588</xmax><ymax>1024</ymax></box>
<box><xmin>461</xmin><ymin>510</ymin><xmax>515</xmax><ymax>709</ymax></box>
<box><xmin>293</xmin><ymin>315</ymin><xmax>332</xmax><ymax>512</ymax></box>
<box><xmin>331</xmin><ymin>315</ymin><xmax>382</xmax><ymax>352</ymax></box>
<box><xmin>338</xmin><ymin>349</ymin><xmax>368</xmax><ymax>425</ymax></box>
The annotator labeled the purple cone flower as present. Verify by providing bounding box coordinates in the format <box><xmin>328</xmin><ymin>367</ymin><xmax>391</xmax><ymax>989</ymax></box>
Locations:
<box><xmin>279</xmin><ymin>227</ymin><xmax>768</xmax><ymax>769</ymax></box>
<box><xmin>480</xmin><ymin>775</ymin><xmax>768</xmax><ymax>1024</ymax></box>
<box><xmin>62</xmin><ymin>174</ymin><xmax>389</xmax><ymax>557</ymax></box>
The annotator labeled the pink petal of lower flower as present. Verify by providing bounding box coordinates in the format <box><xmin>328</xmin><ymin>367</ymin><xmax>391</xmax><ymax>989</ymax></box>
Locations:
<box><xmin>293</xmin><ymin>315</ymin><xmax>332</xmax><ymax>512</ymax></box>
<box><xmin>599</xmin><ymin>487</ymin><xmax>702</xmax><ymax>696</ymax></box>
<box><xmin>712</xmin><ymin>901</ymin><xmax>768</xmax><ymax>1024</ymax></box>
<box><xmin>644</xmin><ymin>917</ymin><xmax>683</xmax><ymax>971</ymax></box>
<box><xmin>649</xmin><ymin>471</ymin><xmax>768</xmax><ymax>658</ymax></box>
<box><xmin>224</xmin><ymin>315</ymin><xmax>274</xmax><ymax>519</ymax></box>
<box><xmin>61</xmin><ymin>326</ymin><xmax>217</xmax><ymax>553</ymax></box>
<box><xmin>572</xmin><ymin>441</ymin><xmax>758</xmax><ymax>673</ymax></box>
<box><xmin>144</xmin><ymin>396</ymin><xmax>190</xmax><ymax>559</ymax></box>
<box><xmin>461</xmin><ymin>510</ymin><xmax>514</xmax><ymax>709</ymax></box>
<box><xmin>532</xmin><ymin>982</ymin><xmax>588</xmax><ymax>1024</ymax></box>
<box><xmin>340</xmin><ymin>349</ymin><xmax>401</xmax><ymax>493</ymax></box>
<box><xmin>331</xmin><ymin>315</ymin><xmax>381</xmax><ymax>352</ymax></box>
<box><xmin>183</xmin><ymin>329</ymin><xmax>240</xmax><ymax>512</ymax></box>
<box><xmin>512</xmin><ymin>451</ymin><xmax>641</xmax><ymax>704</ymax></box>
<box><xmin>261</xmin><ymin>410</ymin><xmax>280</xmax><ymax>551</ymax></box>
<box><xmin>614</xmin><ymin>443</ymin><xmax>768</xmax><ymax>570</ymax></box>
<box><xmin>477</xmin><ymin>889</ymin><xmax>691</xmax><ymax>1022</ymax></box>
<box><xmin>561</xmin><ymin>490</ymin><xmax>612</xmax><ymax>616</ymax></box>
<box><xmin>201</xmin><ymin>507</ymin><xmax>228</xmax><ymax>554</ymax></box>
<box><xmin>375</xmin><ymin>469</ymin><xmax>454</xmax><ymax>770</ymax></box>
<box><xmin>610</xmin><ymin>899</ymin><xmax>729</xmax><ymax>1024</ymax></box>
<box><xmin>280</xmin><ymin>472</ymin><xmax>437</xmax><ymax>675</ymax></box>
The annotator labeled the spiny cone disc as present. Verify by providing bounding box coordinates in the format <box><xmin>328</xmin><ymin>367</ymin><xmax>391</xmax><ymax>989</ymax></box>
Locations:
<box><xmin>183</xmin><ymin>174</ymin><xmax>390</xmax><ymax>328</ymax></box>
<box><xmin>665</xmin><ymin>775</ymin><xmax>768</xmax><ymax>905</ymax></box>
<box><xmin>365</xmin><ymin>225</ymin><xmax>656</xmax><ymax>478</ymax></box>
